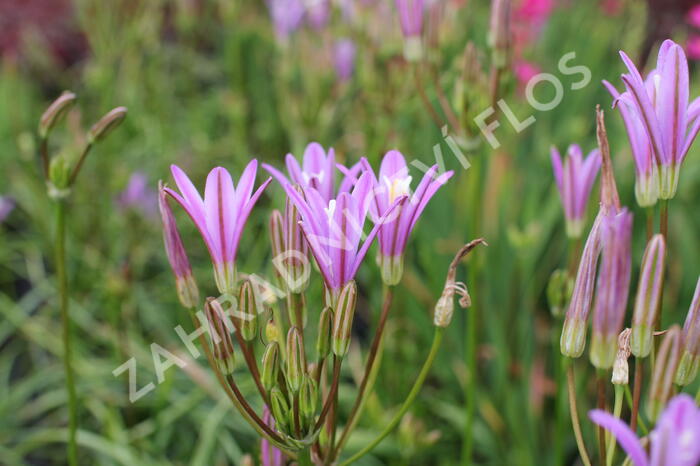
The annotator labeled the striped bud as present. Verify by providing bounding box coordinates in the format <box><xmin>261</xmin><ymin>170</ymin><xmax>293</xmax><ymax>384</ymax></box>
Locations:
<box><xmin>332</xmin><ymin>280</ymin><xmax>358</xmax><ymax>357</ymax></box>
<box><xmin>204</xmin><ymin>298</ymin><xmax>236</xmax><ymax>375</ymax></box>
<box><xmin>299</xmin><ymin>375</ymin><xmax>318</xmax><ymax>428</ymax></box>
<box><xmin>261</xmin><ymin>341</ymin><xmax>281</xmax><ymax>391</ymax></box>
<box><xmin>269</xmin><ymin>388</ymin><xmax>291</xmax><ymax>433</ymax></box>
<box><xmin>282</xmin><ymin>195</ymin><xmax>310</xmax><ymax>293</ymax></box>
<box><xmin>39</xmin><ymin>91</ymin><xmax>77</xmax><ymax>138</ymax></box>
<box><xmin>630</xmin><ymin>235</ymin><xmax>666</xmax><ymax>358</ymax></box>
<box><xmin>646</xmin><ymin>325</ymin><xmax>681</xmax><ymax>422</ymax></box>
<box><xmin>316</xmin><ymin>307</ymin><xmax>333</xmax><ymax>359</ymax></box>
<box><xmin>237</xmin><ymin>280</ymin><xmax>258</xmax><ymax>341</ymax></box>
<box><xmin>676</xmin><ymin>277</ymin><xmax>700</xmax><ymax>386</ymax></box>
<box><xmin>269</xmin><ymin>210</ymin><xmax>285</xmax><ymax>261</ymax></box>
<box><xmin>378</xmin><ymin>253</ymin><xmax>404</xmax><ymax>286</ymax></box>
<box><xmin>547</xmin><ymin>269</ymin><xmax>573</xmax><ymax>318</ymax></box>
<box><xmin>488</xmin><ymin>0</ymin><xmax>510</xmax><ymax>68</ymax></box>
<box><xmin>88</xmin><ymin>107</ymin><xmax>128</xmax><ymax>144</ymax></box>
<box><xmin>286</xmin><ymin>327</ymin><xmax>305</xmax><ymax>393</ymax></box>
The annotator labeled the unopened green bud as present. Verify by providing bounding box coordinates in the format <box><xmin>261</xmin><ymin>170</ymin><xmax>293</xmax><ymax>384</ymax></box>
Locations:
<box><xmin>299</xmin><ymin>374</ymin><xmax>318</xmax><ymax>426</ymax></box>
<box><xmin>48</xmin><ymin>156</ymin><xmax>71</xmax><ymax>192</ymax></box>
<box><xmin>560</xmin><ymin>317</ymin><xmax>586</xmax><ymax>358</ymax></box>
<box><xmin>647</xmin><ymin>325</ymin><xmax>681</xmax><ymax>422</ymax></box>
<box><xmin>316</xmin><ymin>307</ymin><xmax>333</xmax><ymax>359</ymax></box>
<box><xmin>269</xmin><ymin>388</ymin><xmax>291</xmax><ymax>433</ymax></box>
<box><xmin>269</xmin><ymin>210</ymin><xmax>284</xmax><ymax>260</ymax></box>
<box><xmin>204</xmin><ymin>298</ymin><xmax>236</xmax><ymax>375</ymax></box>
<box><xmin>88</xmin><ymin>106</ymin><xmax>127</xmax><ymax>144</ymax></box>
<box><xmin>675</xmin><ymin>350</ymin><xmax>700</xmax><ymax>387</ymax></box>
<box><xmin>378</xmin><ymin>253</ymin><xmax>404</xmax><ymax>286</ymax></box>
<box><xmin>590</xmin><ymin>332</ymin><xmax>617</xmax><ymax>370</ymax></box>
<box><xmin>39</xmin><ymin>91</ymin><xmax>77</xmax><ymax>138</ymax></box>
<box><xmin>332</xmin><ymin>281</ymin><xmax>358</xmax><ymax>357</ymax></box>
<box><xmin>677</xmin><ymin>277</ymin><xmax>700</xmax><ymax>386</ymax></box>
<box><xmin>237</xmin><ymin>280</ymin><xmax>258</xmax><ymax>341</ymax></box>
<box><xmin>286</xmin><ymin>326</ymin><xmax>305</xmax><ymax>393</ymax></box>
<box><xmin>630</xmin><ymin>324</ymin><xmax>653</xmax><ymax>359</ymax></box>
<box><xmin>630</xmin><ymin>235</ymin><xmax>665</xmax><ymax>357</ymax></box>
<box><xmin>176</xmin><ymin>275</ymin><xmax>199</xmax><ymax>309</ymax></box>
<box><xmin>265</xmin><ymin>319</ymin><xmax>280</xmax><ymax>343</ymax></box>
<box><xmin>261</xmin><ymin>341</ymin><xmax>281</xmax><ymax>391</ymax></box>
<box><xmin>547</xmin><ymin>269</ymin><xmax>573</xmax><ymax>318</ymax></box>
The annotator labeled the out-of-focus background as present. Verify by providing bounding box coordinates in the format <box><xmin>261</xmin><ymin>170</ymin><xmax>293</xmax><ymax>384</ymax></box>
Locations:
<box><xmin>0</xmin><ymin>0</ymin><xmax>698</xmax><ymax>464</ymax></box>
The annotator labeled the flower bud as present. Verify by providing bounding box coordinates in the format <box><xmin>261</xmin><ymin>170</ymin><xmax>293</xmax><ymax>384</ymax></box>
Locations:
<box><xmin>282</xmin><ymin>195</ymin><xmax>310</xmax><ymax>293</ymax></box>
<box><xmin>488</xmin><ymin>0</ymin><xmax>510</xmax><ymax>69</ymax></box>
<box><xmin>316</xmin><ymin>306</ymin><xmax>333</xmax><ymax>359</ymax></box>
<box><xmin>237</xmin><ymin>280</ymin><xmax>258</xmax><ymax>341</ymax></box>
<box><xmin>159</xmin><ymin>183</ymin><xmax>198</xmax><ymax>308</ymax></box>
<box><xmin>612</xmin><ymin>328</ymin><xmax>631</xmax><ymax>385</ymax></box>
<box><xmin>39</xmin><ymin>91</ymin><xmax>77</xmax><ymax>138</ymax></box>
<box><xmin>88</xmin><ymin>106</ymin><xmax>128</xmax><ymax>144</ymax></box>
<box><xmin>675</xmin><ymin>277</ymin><xmax>700</xmax><ymax>386</ymax></box>
<box><xmin>204</xmin><ymin>298</ymin><xmax>236</xmax><ymax>375</ymax></box>
<box><xmin>547</xmin><ymin>269</ymin><xmax>573</xmax><ymax>318</ymax></box>
<box><xmin>332</xmin><ymin>280</ymin><xmax>358</xmax><ymax>357</ymax></box>
<box><xmin>48</xmin><ymin>156</ymin><xmax>72</xmax><ymax>198</ymax></box>
<box><xmin>378</xmin><ymin>253</ymin><xmax>404</xmax><ymax>286</ymax></box>
<box><xmin>261</xmin><ymin>341</ymin><xmax>281</xmax><ymax>391</ymax></box>
<box><xmin>299</xmin><ymin>374</ymin><xmax>318</xmax><ymax>426</ymax></box>
<box><xmin>647</xmin><ymin>325</ymin><xmax>681</xmax><ymax>422</ymax></box>
<box><xmin>269</xmin><ymin>210</ymin><xmax>284</xmax><ymax>260</ymax></box>
<box><xmin>269</xmin><ymin>388</ymin><xmax>291</xmax><ymax>433</ymax></box>
<box><xmin>630</xmin><ymin>235</ymin><xmax>666</xmax><ymax>358</ymax></box>
<box><xmin>286</xmin><ymin>326</ymin><xmax>306</xmax><ymax>393</ymax></box>
<box><xmin>560</xmin><ymin>317</ymin><xmax>587</xmax><ymax>358</ymax></box>
<box><xmin>265</xmin><ymin>319</ymin><xmax>281</xmax><ymax>344</ymax></box>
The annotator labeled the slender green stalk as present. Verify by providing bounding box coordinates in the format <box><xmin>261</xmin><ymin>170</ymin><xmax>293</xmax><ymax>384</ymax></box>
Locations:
<box><xmin>297</xmin><ymin>448</ymin><xmax>312</xmax><ymax>466</ymax></box>
<box><xmin>567</xmin><ymin>363</ymin><xmax>592</xmax><ymax>466</ymax></box>
<box><xmin>552</xmin><ymin>323</ymin><xmax>566</xmax><ymax>466</ymax></box>
<box><xmin>338</xmin><ymin>327</ymin><xmax>444</xmax><ymax>466</ymax></box>
<box><xmin>623</xmin><ymin>385</ymin><xmax>648</xmax><ymax>435</ymax></box>
<box><xmin>596</xmin><ymin>373</ymin><xmax>607</xmax><ymax>465</ymax></box>
<box><xmin>630</xmin><ymin>357</ymin><xmax>643</xmax><ymax>432</ymax></box>
<box><xmin>56</xmin><ymin>200</ymin><xmax>78</xmax><ymax>466</ymax></box>
<box><xmin>606</xmin><ymin>384</ymin><xmax>624</xmax><ymax>466</ymax></box>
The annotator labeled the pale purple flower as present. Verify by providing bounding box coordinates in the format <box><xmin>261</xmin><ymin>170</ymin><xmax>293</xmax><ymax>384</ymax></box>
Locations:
<box><xmin>361</xmin><ymin>151</ymin><xmax>453</xmax><ymax>285</ymax></box>
<box><xmin>0</xmin><ymin>196</ymin><xmax>14</xmax><ymax>223</ymax></box>
<box><xmin>261</xmin><ymin>407</ymin><xmax>284</xmax><ymax>466</ymax></box>
<box><xmin>334</xmin><ymin>39</ymin><xmax>356</xmax><ymax>82</ymax></box>
<box><xmin>590</xmin><ymin>394</ymin><xmax>700</xmax><ymax>466</ymax></box>
<box><xmin>164</xmin><ymin>161</ymin><xmax>271</xmax><ymax>294</ymax></box>
<box><xmin>305</xmin><ymin>0</ymin><xmax>330</xmax><ymax>29</ymax></box>
<box><xmin>604</xmin><ymin>39</ymin><xmax>700</xmax><ymax>202</ymax></box>
<box><xmin>267</xmin><ymin>0</ymin><xmax>305</xmax><ymax>41</ymax></box>
<box><xmin>590</xmin><ymin>209</ymin><xmax>633</xmax><ymax>369</ymax></box>
<box><xmin>550</xmin><ymin>144</ymin><xmax>602</xmax><ymax>238</ymax></box>
<box><xmin>395</xmin><ymin>0</ymin><xmax>424</xmax><ymax>61</ymax></box>
<box><xmin>118</xmin><ymin>172</ymin><xmax>157</xmax><ymax>216</ymax></box>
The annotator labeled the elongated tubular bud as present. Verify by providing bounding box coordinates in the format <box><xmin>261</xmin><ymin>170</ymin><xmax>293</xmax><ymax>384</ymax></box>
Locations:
<box><xmin>237</xmin><ymin>280</ymin><xmax>258</xmax><ymax>341</ymax></box>
<box><xmin>488</xmin><ymin>0</ymin><xmax>510</xmax><ymax>69</ymax></box>
<box><xmin>283</xmin><ymin>194</ymin><xmax>310</xmax><ymax>293</ymax></box>
<box><xmin>630</xmin><ymin>235</ymin><xmax>666</xmax><ymax>358</ymax></box>
<box><xmin>204</xmin><ymin>298</ymin><xmax>236</xmax><ymax>375</ymax></box>
<box><xmin>269</xmin><ymin>210</ymin><xmax>285</xmax><ymax>281</ymax></box>
<box><xmin>261</xmin><ymin>342</ymin><xmax>281</xmax><ymax>391</ymax></box>
<box><xmin>590</xmin><ymin>210</ymin><xmax>633</xmax><ymax>369</ymax></box>
<box><xmin>612</xmin><ymin>328</ymin><xmax>632</xmax><ymax>385</ymax></box>
<box><xmin>88</xmin><ymin>106</ymin><xmax>128</xmax><ymax>143</ymax></box>
<box><xmin>286</xmin><ymin>327</ymin><xmax>305</xmax><ymax>393</ymax></box>
<box><xmin>331</xmin><ymin>280</ymin><xmax>358</xmax><ymax>357</ymax></box>
<box><xmin>269</xmin><ymin>388</ymin><xmax>291</xmax><ymax>434</ymax></box>
<box><xmin>265</xmin><ymin>319</ymin><xmax>281</xmax><ymax>344</ymax></box>
<box><xmin>299</xmin><ymin>374</ymin><xmax>318</xmax><ymax>428</ymax></box>
<box><xmin>646</xmin><ymin>325</ymin><xmax>681</xmax><ymax>422</ymax></box>
<box><xmin>39</xmin><ymin>91</ymin><xmax>77</xmax><ymax>138</ymax></box>
<box><xmin>316</xmin><ymin>306</ymin><xmax>333</xmax><ymax>359</ymax></box>
<box><xmin>676</xmin><ymin>277</ymin><xmax>700</xmax><ymax>386</ymax></box>
<box><xmin>159</xmin><ymin>183</ymin><xmax>199</xmax><ymax>308</ymax></box>
<box><xmin>547</xmin><ymin>269</ymin><xmax>573</xmax><ymax>318</ymax></box>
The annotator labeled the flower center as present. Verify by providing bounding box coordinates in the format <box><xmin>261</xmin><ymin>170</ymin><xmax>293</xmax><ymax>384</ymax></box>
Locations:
<box><xmin>382</xmin><ymin>175</ymin><xmax>412</xmax><ymax>203</ymax></box>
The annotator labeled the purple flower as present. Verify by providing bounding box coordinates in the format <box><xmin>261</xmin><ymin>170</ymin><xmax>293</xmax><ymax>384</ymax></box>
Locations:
<box><xmin>361</xmin><ymin>151</ymin><xmax>453</xmax><ymax>285</ymax></box>
<box><xmin>0</xmin><ymin>196</ymin><xmax>14</xmax><ymax>223</ymax></box>
<box><xmin>590</xmin><ymin>209</ymin><xmax>633</xmax><ymax>369</ymax></box>
<box><xmin>305</xmin><ymin>0</ymin><xmax>330</xmax><ymax>29</ymax></box>
<box><xmin>604</xmin><ymin>39</ymin><xmax>700</xmax><ymax>203</ymax></box>
<box><xmin>267</xmin><ymin>0</ymin><xmax>305</xmax><ymax>41</ymax></box>
<box><xmin>334</xmin><ymin>39</ymin><xmax>356</xmax><ymax>82</ymax></box>
<box><xmin>395</xmin><ymin>0</ymin><xmax>424</xmax><ymax>61</ymax></box>
<box><xmin>261</xmin><ymin>407</ymin><xmax>284</xmax><ymax>466</ymax></box>
<box><xmin>118</xmin><ymin>172</ymin><xmax>158</xmax><ymax>217</ymax></box>
<box><xmin>590</xmin><ymin>394</ymin><xmax>700</xmax><ymax>466</ymax></box>
<box><xmin>550</xmin><ymin>144</ymin><xmax>602</xmax><ymax>238</ymax></box>
<box><xmin>164</xmin><ymin>161</ymin><xmax>271</xmax><ymax>294</ymax></box>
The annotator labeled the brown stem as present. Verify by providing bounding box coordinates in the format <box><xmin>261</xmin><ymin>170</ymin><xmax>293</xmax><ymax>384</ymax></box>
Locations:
<box><xmin>314</xmin><ymin>356</ymin><xmax>342</xmax><ymax>432</ymax></box>
<box><xmin>68</xmin><ymin>143</ymin><xmax>93</xmax><ymax>185</ymax></box>
<box><xmin>597</xmin><ymin>375</ymin><xmax>607</xmax><ymax>465</ymax></box>
<box><xmin>489</xmin><ymin>65</ymin><xmax>503</xmax><ymax>114</ymax></box>
<box><xmin>631</xmin><ymin>357</ymin><xmax>643</xmax><ymax>432</ymax></box>
<box><xmin>233</xmin><ymin>329</ymin><xmax>270</xmax><ymax>406</ymax></box>
<box><xmin>39</xmin><ymin>138</ymin><xmax>49</xmax><ymax>178</ymax></box>
<box><xmin>413</xmin><ymin>65</ymin><xmax>445</xmax><ymax>129</ymax></box>
<box><xmin>567</xmin><ymin>364</ymin><xmax>592</xmax><ymax>466</ymax></box>
<box><xmin>430</xmin><ymin>67</ymin><xmax>462</xmax><ymax>135</ymax></box>
<box><xmin>226</xmin><ymin>374</ymin><xmax>285</xmax><ymax>444</ymax></box>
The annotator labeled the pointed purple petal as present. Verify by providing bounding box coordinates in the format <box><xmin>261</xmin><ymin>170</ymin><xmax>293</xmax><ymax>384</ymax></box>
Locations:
<box><xmin>589</xmin><ymin>410</ymin><xmax>648</xmax><ymax>466</ymax></box>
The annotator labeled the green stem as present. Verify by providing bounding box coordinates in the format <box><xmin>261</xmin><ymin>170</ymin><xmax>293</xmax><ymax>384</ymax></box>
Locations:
<box><xmin>623</xmin><ymin>385</ymin><xmax>648</xmax><ymax>435</ymax></box>
<box><xmin>630</xmin><ymin>357</ymin><xmax>643</xmax><ymax>433</ymax></box>
<box><xmin>56</xmin><ymin>200</ymin><xmax>78</xmax><ymax>466</ymax></box>
<box><xmin>297</xmin><ymin>448</ymin><xmax>313</xmax><ymax>466</ymax></box>
<box><xmin>552</xmin><ymin>323</ymin><xmax>566</xmax><ymax>466</ymax></box>
<box><xmin>567</xmin><ymin>363</ymin><xmax>592</xmax><ymax>466</ymax></box>
<box><xmin>339</xmin><ymin>327</ymin><xmax>444</xmax><ymax>466</ymax></box>
<box><xmin>465</xmin><ymin>258</ymin><xmax>478</xmax><ymax>465</ymax></box>
<box><xmin>596</xmin><ymin>373</ymin><xmax>607</xmax><ymax>465</ymax></box>
<box><xmin>606</xmin><ymin>385</ymin><xmax>624</xmax><ymax>466</ymax></box>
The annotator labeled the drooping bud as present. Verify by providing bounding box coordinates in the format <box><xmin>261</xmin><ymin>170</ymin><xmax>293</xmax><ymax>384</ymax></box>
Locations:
<box><xmin>269</xmin><ymin>388</ymin><xmax>291</xmax><ymax>433</ymax></box>
<box><xmin>676</xmin><ymin>277</ymin><xmax>700</xmax><ymax>386</ymax></box>
<box><xmin>286</xmin><ymin>326</ymin><xmax>306</xmax><ymax>392</ymax></box>
<box><xmin>378</xmin><ymin>253</ymin><xmax>404</xmax><ymax>286</ymax></box>
<box><xmin>204</xmin><ymin>298</ymin><xmax>236</xmax><ymax>375</ymax></box>
<box><xmin>261</xmin><ymin>341</ymin><xmax>281</xmax><ymax>391</ymax></box>
<box><xmin>87</xmin><ymin>106</ymin><xmax>128</xmax><ymax>144</ymax></box>
<box><xmin>630</xmin><ymin>235</ymin><xmax>666</xmax><ymax>357</ymax></box>
<box><xmin>236</xmin><ymin>279</ymin><xmax>258</xmax><ymax>341</ymax></box>
<box><xmin>159</xmin><ymin>183</ymin><xmax>199</xmax><ymax>308</ymax></box>
<box><xmin>547</xmin><ymin>269</ymin><xmax>573</xmax><ymax>318</ymax></box>
<box><xmin>647</xmin><ymin>325</ymin><xmax>681</xmax><ymax>422</ymax></box>
<box><xmin>434</xmin><ymin>239</ymin><xmax>486</xmax><ymax>327</ymax></box>
<box><xmin>332</xmin><ymin>280</ymin><xmax>358</xmax><ymax>357</ymax></box>
<box><xmin>299</xmin><ymin>374</ymin><xmax>318</xmax><ymax>427</ymax></box>
<box><xmin>590</xmin><ymin>210</ymin><xmax>633</xmax><ymax>369</ymax></box>
<box><xmin>487</xmin><ymin>0</ymin><xmax>511</xmax><ymax>69</ymax></box>
<box><xmin>316</xmin><ymin>306</ymin><xmax>333</xmax><ymax>359</ymax></box>
<box><xmin>612</xmin><ymin>328</ymin><xmax>632</xmax><ymax>385</ymax></box>
<box><xmin>39</xmin><ymin>91</ymin><xmax>77</xmax><ymax>139</ymax></box>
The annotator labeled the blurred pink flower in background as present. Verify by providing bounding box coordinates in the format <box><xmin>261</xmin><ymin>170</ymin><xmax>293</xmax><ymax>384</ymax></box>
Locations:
<box><xmin>0</xmin><ymin>196</ymin><xmax>14</xmax><ymax>224</ymax></box>
<box><xmin>334</xmin><ymin>39</ymin><xmax>356</xmax><ymax>81</ymax></box>
<box><xmin>267</xmin><ymin>0</ymin><xmax>306</xmax><ymax>41</ymax></box>
<box><xmin>513</xmin><ymin>60</ymin><xmax>541</xmax><ymax>93</ymax></box>
<box><xmin>688</xmin><ymin>4</ymin><xmax>700</xmax><ymax>28</ymax></box>
<box><xmin>117</xmin><ymin>172</ymin><xmax>158</xmax><ymax>217</ymax></box>
<box><xmin>305</xmin><ymin>0</ymin><xmax>331</xmax><ymax>29</ymax></box>
<box><xmin>687</xmin><ymin>35</ymin><xmax>700</xmax><ymax>60</ymax></box>
<box><xmin>599</xmin><ymin>0</ymin><xmax>622</xmax><ymax>16</ymax></box>
<box><xmin>512</xmin><ymin>0</ymin><xmax>555</xmax><ymax>54</ymax></box>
